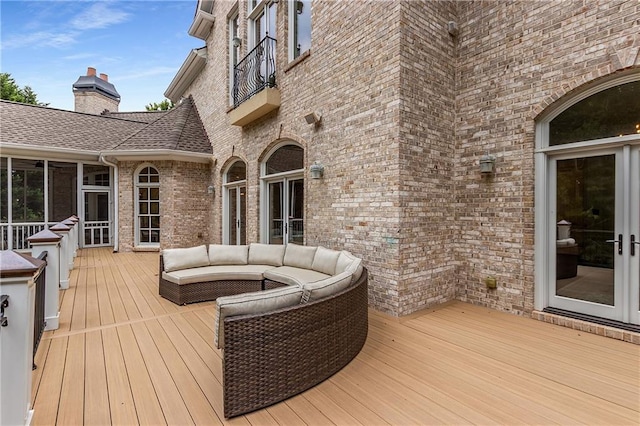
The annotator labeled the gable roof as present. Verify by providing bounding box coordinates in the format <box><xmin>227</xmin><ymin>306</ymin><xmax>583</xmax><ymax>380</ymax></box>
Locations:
<box><xmin>0</xmin><ymin>97</ymin><xmax>212</xmax><ymax>161</ymax></box>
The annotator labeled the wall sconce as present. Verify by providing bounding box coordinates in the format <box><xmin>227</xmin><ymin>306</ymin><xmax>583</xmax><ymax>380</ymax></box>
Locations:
<box><xmin>207</xmin><ymin>185</ymin><xmax>214</xmax><ymax>195</ymax></box>
<box><xmin>480</xmin><ymin>153</ymin><xmax>496</xmax><ymax>174</ymax></box>
<box><xmin>232</xmin><ymin>37</ymin><xmax>242</xmax><ymax>48</ymax></box>
<box><xmin>309</xmin><ymin>161</ymin><xmax>324</xmax><ymax>179</ymax></box>
<box><xmin>304</xmin><ymin>111</ymin><xmax>322</xmax><ymax>126</ymax></box>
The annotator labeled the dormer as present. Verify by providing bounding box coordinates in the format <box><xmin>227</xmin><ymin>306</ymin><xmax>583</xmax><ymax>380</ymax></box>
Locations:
<box><xmin>188</xmin><ymin>0</ymin><xmax>215</xmax><ymax>40</ymax></box>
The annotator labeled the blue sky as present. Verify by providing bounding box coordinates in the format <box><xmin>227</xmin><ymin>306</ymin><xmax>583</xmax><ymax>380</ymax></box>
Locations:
<box><xmin>1</xmin><ymin>0</ymin><xmax>203</xmax><ymax>111</ymax></box>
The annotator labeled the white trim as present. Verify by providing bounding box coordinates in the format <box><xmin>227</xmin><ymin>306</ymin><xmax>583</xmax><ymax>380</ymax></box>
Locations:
<box><xmin>630</xmin><ymin>147</ymin><xmax>640</xmax><ymax>324</ymax></box>
<box><xmin>134</xmin><ymin>164</ymin><xmax>161</xmax><ymax>248</ymax></box>
<box><xmin>99</xmin><ymin>154</ymin><xmax>118</xmax><ymax>251</ymax></box>
<box><xmin>164</xmin><ymin>48</ymin><xmax>208</xmax><ymax>103</ymax></box>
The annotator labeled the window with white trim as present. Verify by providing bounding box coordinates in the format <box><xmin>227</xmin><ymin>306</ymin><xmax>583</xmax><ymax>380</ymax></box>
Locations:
<box><xmin>289</xmin><ymin>0</ymin><xmax>311</xmax><ymax>61</ymax></box>
<box><xmin>248</xmin><ymin>0</ymin><xmax>277</xmax><ymax>49</ymax></box>
<box><xmin>228</xmin><ymin>8</ymin><xmax>239</xmax><ymax>105</ymax></box>
<box><xmin>135</xmin><ymin>165</ymin><xmax>160</xmax><ymax>246</ymax></box>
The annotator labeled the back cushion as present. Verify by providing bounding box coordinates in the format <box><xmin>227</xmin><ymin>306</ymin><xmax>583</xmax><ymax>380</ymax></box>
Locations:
<box><xmin>248</xmin><ymin>243</ymin><xmax>285</xmax><ymax>266</ymax></box>
<box><xmin>208</xmin><ymin>244</ymin><xmax>249</xmax><ymax>265</ymax></box>
<box><xmin>335</xmin><ymin>251</ymin><xmax>364</xmax><ymax>282</ymax></box>
<box><xmin>311</xmin><ymin>246</ymin><xmax>340</xmax><ymax>275</ymax></box>
<box><xmin>302</xmin><ymin>271</ymin><xmax>353</xmax><ymax>303</ymax></box>
<box><xmin>283</xmin><ymin>244</ymin><xmax>317</xmax><ymax>269</ymax></box>
<box><xmin>162</xmin><ymin>245</ymin><xmax>209</xmax><ymax>272</ymax></box>
<box><xmin>215</xmin><ymin>286</ymin><xmax>303</xmax><ymax>349</ymax></box>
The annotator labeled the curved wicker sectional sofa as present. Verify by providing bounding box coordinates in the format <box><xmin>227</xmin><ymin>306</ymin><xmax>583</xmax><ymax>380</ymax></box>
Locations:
<box><xmin>158</xmin><ymin>243</ymin><xmax>368</xmax><ymax>418</ymax></box>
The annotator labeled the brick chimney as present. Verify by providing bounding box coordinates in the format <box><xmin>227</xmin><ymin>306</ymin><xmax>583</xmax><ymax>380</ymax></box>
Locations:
<box><xmin>72</xmin><ymin>67</ymin><xmax>120</xmax><ymax>114</ymax></box>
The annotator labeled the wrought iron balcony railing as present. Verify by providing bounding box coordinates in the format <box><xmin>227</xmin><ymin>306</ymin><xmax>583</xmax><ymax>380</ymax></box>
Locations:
<box><xmin>233</xmin><ymin>36</ymin><xmax>277</xmax><ymax>108</ymax></box>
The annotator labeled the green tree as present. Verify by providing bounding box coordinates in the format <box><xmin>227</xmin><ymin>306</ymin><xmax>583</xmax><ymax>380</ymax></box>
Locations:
<box><xmin>0</xmin><ymin>73</ymin><xmax>48</xmax><ymax>106</ymax></box>
<box><xmin>145</xmin><ymin>99</ymin><xmax>174</xmax><ymax>111</ymax></box>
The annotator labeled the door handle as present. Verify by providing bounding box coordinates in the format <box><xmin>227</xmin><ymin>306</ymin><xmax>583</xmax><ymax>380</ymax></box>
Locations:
<box><xmin>631</xmin><ymin>235</ymin><xmax>640</xmax><ymax>256</ymax></box>
<box><xmin>605</xmin><ymin>234</ymin><xmax>623</xmax><ymax>255</ymax></box>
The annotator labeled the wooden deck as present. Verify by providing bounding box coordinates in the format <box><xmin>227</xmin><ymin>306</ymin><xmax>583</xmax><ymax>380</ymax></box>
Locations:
<box><xmin>32</xmin><ymin>248</ymin><xmax>639</xmax><ymax>425</ymax></box>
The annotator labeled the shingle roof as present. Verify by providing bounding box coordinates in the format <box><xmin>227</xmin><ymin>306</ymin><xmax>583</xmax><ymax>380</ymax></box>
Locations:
<box><xmin>0</xmin><ymin>97</ymin><xmax>211</xmax><ymax>155</ymax></box>
<box><xmin>111</xmin><ymin>96</ymin><xmax>211</xmax><ymax>153</ymax></box>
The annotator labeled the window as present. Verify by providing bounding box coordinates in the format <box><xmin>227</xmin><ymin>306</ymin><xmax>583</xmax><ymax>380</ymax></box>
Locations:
<box><xmin>228</xmin><ymin>9</ymin><xmax>239</xmax><ymax>104</ymax></box>
<box><xmin>289</xmin><ymin>0</ymin><xmax>311</xmax><ymax>61</ymax></box>
<box><xmin>136</xmin><ymin>165</ymin><xmax>160</xmax><ymax>246</ymax></box>
<box><xmin>248</xmin><ymin>0</ymin><xmax>277</xmax><ymax>49</ymax></box>
<box><xmin>223</xmin><ymin>160</ymin><xmax>247</xmax><ymax>245</ymax></box>
<box><xmin>261</xmin><ymin>144</ymin><xmax>304</xmax><ymax>245</ymax></box>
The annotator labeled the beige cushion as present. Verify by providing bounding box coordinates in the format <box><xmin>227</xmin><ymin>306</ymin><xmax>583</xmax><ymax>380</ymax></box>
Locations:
<box><xmin>263</xmin><ymin>266</ymin><xmax>329</xmax><ymax>287</ymax></box>
<box><xmin>283</xmin><ymin>244</ymin><xmax>317</xmax><ymax>269</ymax></box>
<box><xmin>301</xmin><ymin>271</ymin><xmax>353</xmax><ymax>303</ymax></box>
<box><xmin>208</xmin><ymin>244</ymin><xmax>249</xmax><ymax>265</ymax></box>
<box><xmin>215</xmin><ymin>286</ymin><xmax>303</xmax><ymax>349</ymax></box>
<box><xmin>162</xmin><ymin>264</ymin><xmax>275</xmax><ymax>285</ymax></box>
<box><xmin>311</xmin><ymin>246</ymin><xmax>341</xmax><ymax>275</ymax></box>
<box><xmin>335</xmin><ymin>251</ymin><xmax>364</xmax><ymax>283</ymax></box>
<box><xmin>248</xmin><ymin>243</ymin><xmax>285</xmax><ymax>266</ymax></box>
<box><xmin>162</xmin><ymin>245</ymin><xmax>209</xmax><ymax>272</ymax></box>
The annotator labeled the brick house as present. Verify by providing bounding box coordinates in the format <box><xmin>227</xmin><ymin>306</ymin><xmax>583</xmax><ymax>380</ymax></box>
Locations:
<box><xmin>1</xmin><ymin>0</ymin><xmax>639</xmax><ymax>329</ymax></box>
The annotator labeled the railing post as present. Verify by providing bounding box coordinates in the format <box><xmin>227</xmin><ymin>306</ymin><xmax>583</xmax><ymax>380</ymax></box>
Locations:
<box><xmin>49</xmin><ymin>223</ymin><xmax>71</xmax><ymax>289</ymax></box>
<box><xmin>69</xmin><ymin>215</ymin><xmax>79</xmax><ymax>258</ymax></box>
<box><xmin>62</xmin><ymin>218</ymin><xmax>76</xmax><ymax>270</ymax></box>
<box><xmin>0</xmin><ymin>250</ymin><xmax>46</xmax><ymax>426</ymax></box>
<box><xmin>27</xmin><ymin>230</ymin><xmax>62</xmax><ymax>331</ymax></box>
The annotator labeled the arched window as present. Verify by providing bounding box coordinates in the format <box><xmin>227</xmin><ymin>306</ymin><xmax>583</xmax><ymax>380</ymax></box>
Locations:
<box><xmin>223</xmin><ymin>160</ymin><xmax>247</xmax><ymax>245</ymax></box>
<box><xmin>535</xmin><ymin>74</ymin><xmax>640</xmax><ymax>325</ymax></box>
<box><xmin>135</xmin><ymin>165</ymin><xmax>160</xmax><ymax>246</ymax></box>
<box><xmin>261</xmin><ymin>144</ymin><xmax>304</xmax><ymax>245</ymax></box>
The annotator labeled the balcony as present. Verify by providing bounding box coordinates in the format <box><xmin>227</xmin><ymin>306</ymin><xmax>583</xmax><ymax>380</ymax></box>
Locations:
<box><xmin>230</xmin><ymin>36</ymin><xmax>281</xmax><ymax>127</ymax></box>
<box><xmin>188</xmin><ymin>0</ymin><xmax>215</xmax><ymax>40</ymax></box>
<box><xmin>28</xmin><ymin>247</ymin><xmax>639</xmax><ymax>424</ymax></box>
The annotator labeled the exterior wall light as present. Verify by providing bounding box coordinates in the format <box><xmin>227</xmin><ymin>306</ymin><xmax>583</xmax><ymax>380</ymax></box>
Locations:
<box><xmin>208</xmin><ymin>185</ymin><xmax>214</xmax><ymax>194</ymax></box>
<box><xmin>480</xmin><ymin>153</ymin><xmax>496</xmax><ymax>174</ymax></box>
<box><xmin>309</xmin><ymin>161</ymin><xmax>324</xmax><ymax>179</ymax></box>
<box><xmin>232</xmin><ymin>37</ymin><xmax>242</xmax><ymax>48</ymax></box>
<box><xmin>304</xmin><ymin>111</ymin><xmax>322</xmax><ymax>126</ymax></box>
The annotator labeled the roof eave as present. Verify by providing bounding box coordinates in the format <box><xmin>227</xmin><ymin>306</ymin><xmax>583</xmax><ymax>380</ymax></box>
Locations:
<box><xmin>0</xmin><ymin>143</ymin><xmax>101</xmax><ymax>162</ymax></box>
<box><xmin>100</xmin><ymin>149</ymin><xmax>215</xmax><ymax>164</ymax></box>
<box><xmin>164</xmin><ymin>48</ymin><xmax>207</xmax><ymax>103</ymax></box>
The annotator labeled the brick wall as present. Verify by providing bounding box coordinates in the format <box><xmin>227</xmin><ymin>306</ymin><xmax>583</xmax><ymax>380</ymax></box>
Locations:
<box><xmin>174</xmin><ymin>0</ymin><xmax>639</xmax><ymax>317</ymax></box>
<box><xmin>117</xmin><ymin>160</ymin><xmax>212</xmax><ymax>251</ymax></box>
<box><xmin>454</xmin><ymin>0</ymin><xmax>640</xmax><ymax>316</ymax></box>
<box><xmin>74</xmin><ymin>91</ymin><xmax>119</xmax><ymax>114</ymax></box>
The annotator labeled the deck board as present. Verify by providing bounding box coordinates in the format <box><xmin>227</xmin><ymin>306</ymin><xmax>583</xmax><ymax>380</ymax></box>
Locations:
<box><xmin>32</xmin><ymin>248</ymin><xmax>640</xmax><ymax>425</ymax></box>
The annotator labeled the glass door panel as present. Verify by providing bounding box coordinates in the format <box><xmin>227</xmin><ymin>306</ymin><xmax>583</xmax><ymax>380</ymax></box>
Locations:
<box><xmin>555</xmin><ymin>155</ymin><xmax>616</xmax><ymax>306</ymax></box>
<box><xmin>239</xmin><ymin>186</ymin><xmax>246</xmax><ymax>245</ymax></box>
<box><xmin>229</xmin><ymin>188</ymin><xmax>238</xmax><ymax>244</ymax></box>
<box><xmin>632</xmin><ymin>147</ymin><xmax>640</xmax><ymax>324</ymax></box>
<box><xmin>288</xmin><ymin>179</ymin><xmax>304</xmax><ymax>244</ymax></box>
<box><xmin>268</xmin><ymin>181</ymin><xmax>283</xmax><ymax>244</ymax></box>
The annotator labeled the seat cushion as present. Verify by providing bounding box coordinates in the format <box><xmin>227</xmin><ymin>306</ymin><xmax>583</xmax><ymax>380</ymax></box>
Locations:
<box><xmin>215</xmin><ymin>285</ymin><xmax>303</xmax><ymax>349</ymax></box>
<box><xmin>248</xmin><ymin>243</ymin><xmax>286</xmax><ymax>266</ymax></box>
<box><xmin>335</xmin><ymin>251</ymin><xmax>364</xmax><ymax>283</ymax></box>
<box><xmin>209</xmin><ymin>244</ymin><xmax>249</xmax><ymax>265</ymax></box>
<box><xmin>311</xmin><ymin>246</ymin><xmax>341</xmax><ymax>275</ymax></box>
<box><xmin>162</xmin><ymin>245</ymin><xmax>209</xmax><ymax>272</ymax></box>
<box><xmin>301</xmin><ymin>271</ymin><xmax>353</xmax><ymax>303</ymax></box>
<box><xmin>263</xmin><ymin>266</ymin><xmax>329</xmax><ymax>287</ymax></box>
<box><xmin>283</xmin><ymin>244</ymin><xmax>317</xmax><ymax>269</ymax></box>
<box><xmin>162</xmin><ymin>265</ymin><xmax>276</xmax><ymax>285</ymax></box>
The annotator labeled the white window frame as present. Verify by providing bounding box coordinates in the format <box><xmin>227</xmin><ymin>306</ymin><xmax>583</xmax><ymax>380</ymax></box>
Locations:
<box><xmin>222</xmin><ymin>160</ymin><xmax>247</xmax><ymax>245</ymax></box>
<box><xmin>248</xmin><ymin>0</ymin><xmax>277</xmax><ymax>49</ymax></box>
<box><xmin>228</xmin><ymin>7</ymin><xmax>239</xmax><ymax>106</ymax></box>
<box><xmin>259</xmin><ymin>143</ymin><xmax>304</xmax><ymax>245</ymax></box>
<box><xmin>134</xmin><ymin>164</ymin><xmax>160</xmax><ymax>247</ymax></box>
<box><xmin>288</xmin><ymin>0</ymin><xmax>311</xmax><ymax>62</ymax></box>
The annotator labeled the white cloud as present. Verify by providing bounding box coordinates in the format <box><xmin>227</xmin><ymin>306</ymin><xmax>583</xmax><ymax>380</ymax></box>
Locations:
<box><xmin>116</xmin><ymin>66</ymin><xmax>178</xmax><ymax>81</ymax></box>
<box><xmin>1</xmin><ymin>31</ymin><xmax>78</xmax><ymax>50</ymax></box>
<box><xmin>70</xmin><ymin>3</ymin><xmax>130</xmax><ymax>31</ymax></box>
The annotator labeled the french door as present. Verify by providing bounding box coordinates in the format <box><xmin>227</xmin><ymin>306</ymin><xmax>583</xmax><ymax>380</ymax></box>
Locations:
<box><xmin>266</xmin><ymin>177</ymin><xmax>303</xmax><ymax>245</ymax></box>
<box><xmin>549</xmin><ymin>146</ymin><xmax>640</xmax><ymax>324</ymax></box>
<box><xmin>226</xmin><ymin>185</ymin><xmax>246</xmax><ymax>245</ymax></box>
